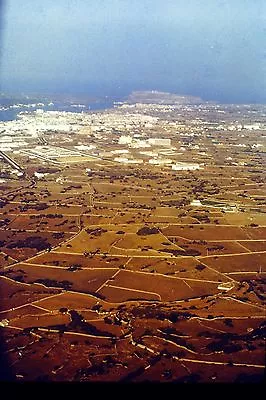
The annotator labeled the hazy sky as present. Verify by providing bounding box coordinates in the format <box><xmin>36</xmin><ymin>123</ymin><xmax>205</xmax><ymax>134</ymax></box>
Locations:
<box><xmin>0</xmin><ymin>0</ymin><xmax>265</xmax><ymax>102</ymax></box>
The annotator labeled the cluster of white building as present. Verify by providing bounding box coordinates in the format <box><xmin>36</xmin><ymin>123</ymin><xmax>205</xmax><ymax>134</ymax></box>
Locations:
<box><xmin>118</xmin><ymin>135</ymin><xmax>171</xmax><ymax>148</ymax></box>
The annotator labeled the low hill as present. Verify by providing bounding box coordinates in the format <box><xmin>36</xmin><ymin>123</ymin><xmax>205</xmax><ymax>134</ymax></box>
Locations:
<box><xmin>126</xmin><ymin>90</ymin><xmax>204</xmax><ymax>105</ymax></box>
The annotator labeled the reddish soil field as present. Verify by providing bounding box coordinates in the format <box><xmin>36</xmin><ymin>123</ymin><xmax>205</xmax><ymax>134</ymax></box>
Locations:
<box><xmin>126</xmin><ymin>256</ymin><xmax>229</xmax><ymax>281</ymax></box>
<box><xmin>192</xmin><ymin>297</ymin><xmax>265</xmax><ymax>317</ymax></box>
<box><xmin>27</xmin><ymin>252</ymin><xmax>125</xmax><ymax>269</ymax></box>
<box><xmin>57</xmin><ymin>230</ymin><xmax>120</xmax><ymax>253</ymax></box>
<box><xmin>10</xmin><ymin>312</ymin><xmax>71</xmax><ymax>329</ymax></box>
<box><xmin>0</xmin><ymin>304</ymin><xmax>49</xmax><ymax>320</ymax></box>
<box><xmin>0</xmin><ymin>276</ymin><xmax>60</xmax><ymax>311</ymax></box>
<box><xmin>6</xmin><ymin>215</ymin><xmax>78</xmax><ymax>231</ymax></box>
<box><xmin>81</xmin><ymin>215</ymin><xmax>113</xmax><ymax>225</ymax></box>
<box><xmin>98</xmin><ymin>285</ymin><xmax>158</xmax><ymax>302</ymax></box>
<box><xmin>243</xmin><ymin>227</ymin><xmax>266</xmax><ymax>240</ymax></box>
<box><xmin>237</xmin><ymin>240</ymin><xmax>266</xmax><ymax>252</ymax></box>
<box><xmin>105</xmin><ymin>270</ymin><xmax>220</xmax><ymax>301</ymax></box>
<box><xmin>198</xmin><ymin>252</ymin><xmax>266</xmax><ymax>273</ymax></box>
<box><xmin>4</xmin><ymin>263</ymin><xmax>118</xmax><ymax>294</ymax></box>
<box><xmin>33</xmin><ymin>292</ymin><xmax>98</xmax><ymax>311</ymax></box>
<box><xmin>0</xmin><ymin>230</ymin><xmax>72</xmax><ymax>260</ymax></box>
<box><xmin>162</xmin><ymin>225</ymin><xmax>252</xmax><ymax>240</ymax></box>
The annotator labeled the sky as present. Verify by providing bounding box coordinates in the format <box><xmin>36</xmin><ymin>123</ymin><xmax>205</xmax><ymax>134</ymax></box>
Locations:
<box><xmin>0</xmin><ymin>0</ymin><xmax>265</xmax><ymax>102</ymax></box>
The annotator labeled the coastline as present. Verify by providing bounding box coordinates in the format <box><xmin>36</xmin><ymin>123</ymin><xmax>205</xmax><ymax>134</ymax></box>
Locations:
<box><xmin>0</xmin><ymin>101</ymin><xmax>115</xmax><ymax>122</ymax></box>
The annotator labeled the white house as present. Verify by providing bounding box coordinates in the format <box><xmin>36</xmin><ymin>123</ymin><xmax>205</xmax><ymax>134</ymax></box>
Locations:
<box><xmin>217</xmin><ymin>282</ymin><xmax>235</xmax><ymax>291</ymax></box>
<box><xmin>118</xmin><ymin>135</ymin><xmax>132</xmax><ymax>145</ymax></box>
<box><xmin>172</xmin><ymin>162</ymin><xmax>201</xmax><ymax>171</ymax></box>
<box><xmin>190</xmin><ymin>199</ymin><xmax>202</xmax><ymax>206</ymax></box>
<box><xmin>148</xmin><ymin>138</ymin><xmax>171</xmax><ymax>146</ymax></box>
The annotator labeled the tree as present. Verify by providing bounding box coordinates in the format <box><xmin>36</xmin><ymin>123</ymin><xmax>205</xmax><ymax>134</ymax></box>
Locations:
<box><xmin>195</xmin><ymin>264</ymin><xmax>206</xmax><ymax>271</ymax></box>
<box><xmin>59</xmin><ymin>307</ymin><xmax>68</xmax><ymax>314</ymax></box>
<box><xmin>224</xmin><ymin>318</ymin><xmax>234</xmax><ymax>328</ymax></box>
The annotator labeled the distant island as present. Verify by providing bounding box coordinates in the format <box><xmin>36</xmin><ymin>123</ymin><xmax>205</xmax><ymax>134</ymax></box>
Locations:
<box><xmin>126</xmin><ymin>90</ymin><xmax>205</xmax><ymax>105</ymax></box>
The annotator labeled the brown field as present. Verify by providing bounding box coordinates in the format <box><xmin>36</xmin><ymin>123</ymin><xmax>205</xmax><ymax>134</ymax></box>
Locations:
<box><xmin>33</xmin><ymin>292</ymin><xmax>98</xmax><ymax>311</ymax></box>
<box><xmin>4</xmin><ymin>263</ymin><xmax>118</xmax><ymax>294</ymax></box>
<box><xmin>0</xmin><ymin>304</ymin><xmax>49</xmax><ymax>320</ymax></box>
<box><xmin>237</xmin><ymin>241</ymin><xmax>266</xmax><ymax>252</ymax></box>
<box><xmin>7</xmin><ymin>214</ymin><xmax>79</xmax><ymax>232</ymax></box>
<box><xmin>27</xmin><ymin>252</ymin><xmax>125</xmax><ymax>269</ymax></box>
<box><xmin>10</xmin><ymin>312</ymin><xmax>71</xmax><ymax>329</ymax></box>
<box><xmin>114</xmin><ymin>232</ymin><xmax>179</xmax><ymax>252</ymax></box>
<box><xmin>0</xmin><ymin>276</ymin><xmax>60</xmax><ymax>311</ymax></box>
<box><xmin>243</xmin><ymin>227</ymin><xmax>266</xmax><ymax>240</ymax></box>
<box><xmin>171</xmin><ymin>237</ymin><xmax>250</xmax><ymax>256</ymax></box>
<box><xmin>162</xmin><ymin>225</ymin><xmax>254</xmax><ymax>240</ymax></box>
<box><xmin>2</xmin><ymin>247</ymin><xmax>38</xmax><ymax>262</ymax></box>
<box><xmin>1</xmin><ymin>203</ymin><xmax>88</xmax><ymax>216</ymax></box>
<box><xmin>0</xmin><ymin>230</ymin><xmax>72</xmax><ymax>252</ymax></box>
<box><xmin>146</xmin><ymin>216</ymin><xmax>190</xmax><ymax>224</ymax></box>
<box><xmin>191</xmin><ymin>316</ymin><xmax>265</xmax><ymax>335</ymax></box>
<box><xmin>224</xmin><ymin>213</ymin><xmax>266</xmax><ymax>226</ymax></box>
<box><xmin>191</xmin><ymin>297</ymin><xmax>265</xmax><ymax>317</ymax></box>
<box><xmin>56</xmin><ymin>230</ymin><xmax>119</xmax><ymax>253</ymax></box>
<box><xmin>112</xmin><ymin>213</ymin><xmax>155</xmax><ymax>225</ymax></box>
<box><xmin>103</xmin><ymin>270</ymin><xmax>220</xmax><ymax>302</ymax></box>
<box><xmin>126</xmin><ymin>256</ymin><xmax>230</xmax><ymax>281</ymax></box>
<box><xmin>98</xmin><ymin>285</ymin><xmax>159</xmax><ymax>302</ymax></box>
<box><xmin>198</xmin><ymin>252</ymin><xmax>266</xmax><ymax>273</ymax></box>
<box><xmin>87</xmin><ymin>223</ymin><xmax>146</xmax><ymax>234</ymax></box>
<box><xmin>81</xmin><ymin>215</ymin><xmax>113</xmax><ymax>225</ymax></box>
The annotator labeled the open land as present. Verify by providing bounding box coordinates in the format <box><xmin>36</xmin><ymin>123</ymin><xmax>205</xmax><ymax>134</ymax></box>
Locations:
<box><xmin>0</xmin><ymin>93</ymin><xmax>265</xmax><ymax>382</ymax></box>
